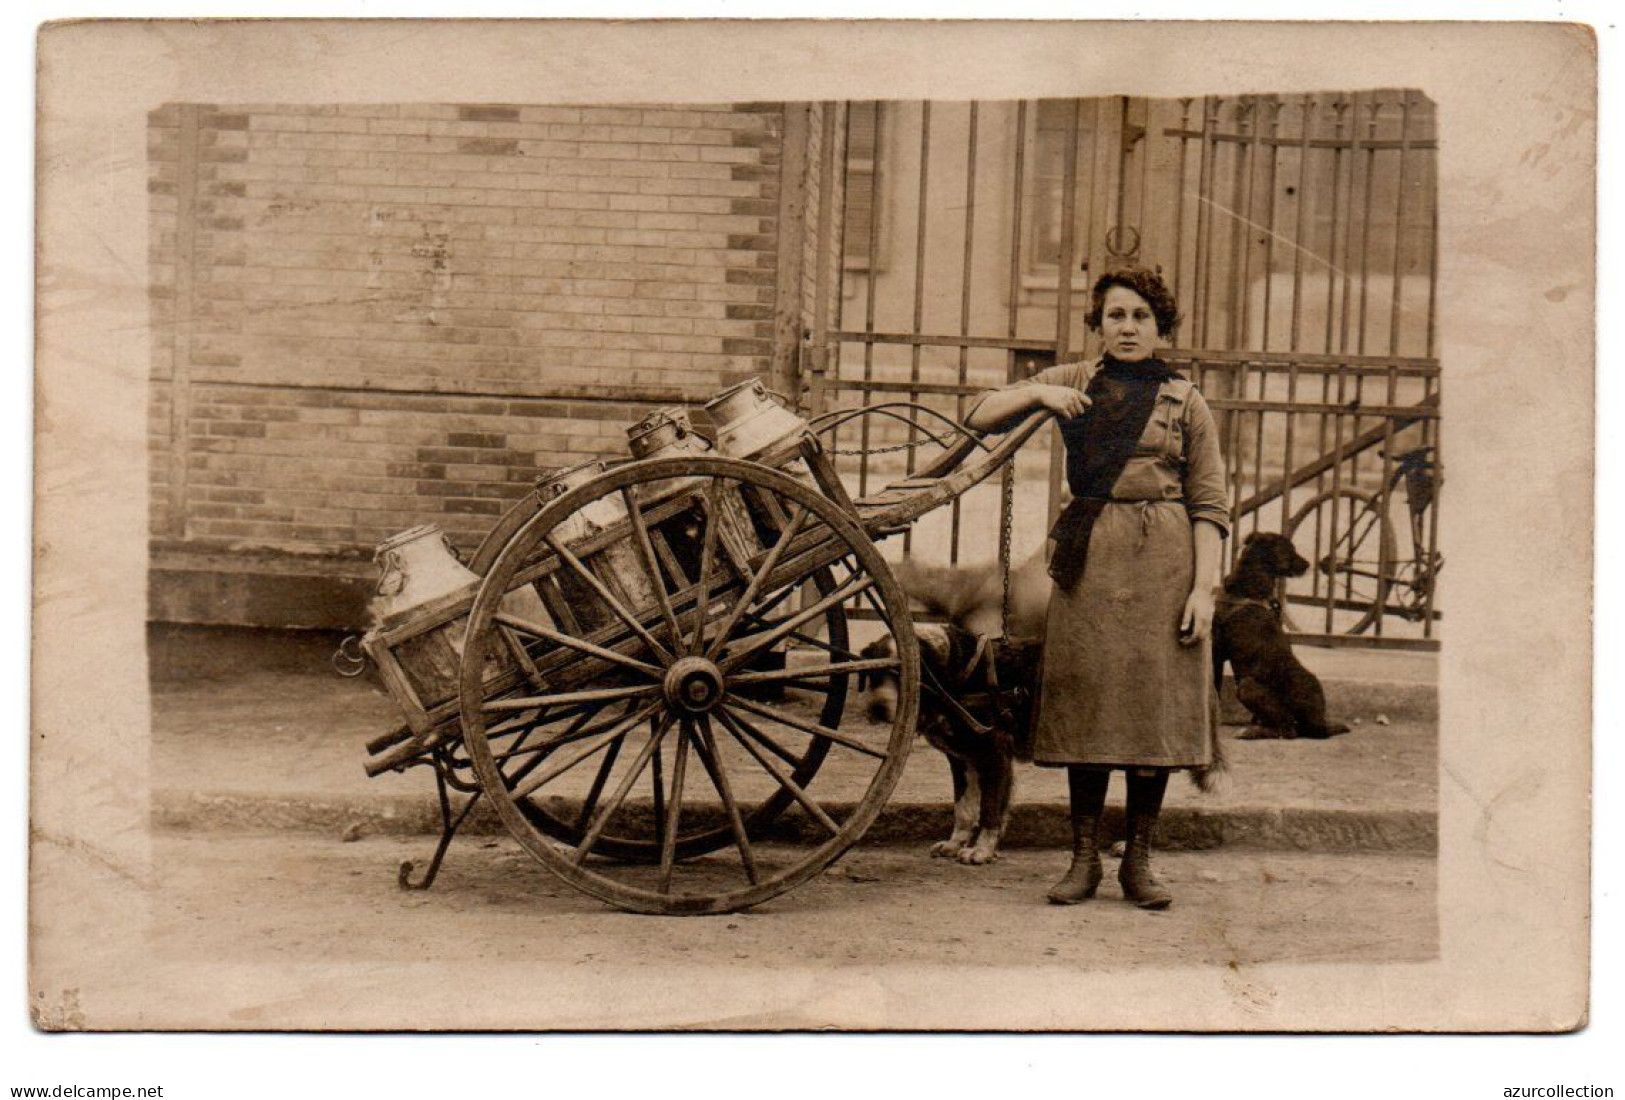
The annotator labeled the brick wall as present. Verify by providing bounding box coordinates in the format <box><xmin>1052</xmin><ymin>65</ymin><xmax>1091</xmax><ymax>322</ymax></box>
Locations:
<box><xmin>149</xmin><ymin>102</ymin><xmax>801</xmax><ymax>626</ymax></box>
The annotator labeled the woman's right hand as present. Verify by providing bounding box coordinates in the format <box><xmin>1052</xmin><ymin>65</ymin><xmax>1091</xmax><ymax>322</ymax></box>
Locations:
<box><xmin>1037</xmin><ymin>384</ymin><xmax>1091</xmax><ymax>420</ymax></box>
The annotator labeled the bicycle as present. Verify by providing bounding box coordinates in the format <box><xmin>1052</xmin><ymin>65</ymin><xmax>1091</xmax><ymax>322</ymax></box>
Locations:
<box><xmin>1279</xmin><ymin>444</ymin><xmax>1443</xmax><ymax>636</ymax></box>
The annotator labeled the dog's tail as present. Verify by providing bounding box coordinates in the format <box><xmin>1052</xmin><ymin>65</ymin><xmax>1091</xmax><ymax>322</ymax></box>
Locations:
<box><xmin>892</xmin><ymin>558</ymin><xmax>997</xmax><ymax>625</ymax></box>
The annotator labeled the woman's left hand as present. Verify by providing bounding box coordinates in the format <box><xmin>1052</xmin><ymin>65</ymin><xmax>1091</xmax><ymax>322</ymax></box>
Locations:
<box><xmin>1179</xmin><ymin>587</ymin><xmax>1216</xmax><ymax>646</ymax></box>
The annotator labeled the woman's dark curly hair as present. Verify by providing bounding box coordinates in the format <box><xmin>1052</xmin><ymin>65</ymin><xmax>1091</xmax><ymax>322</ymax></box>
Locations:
<box><xmin>1084</xmin><ymin>265</ymin><xmax>1181</xmax><ymax>339</ymax></box>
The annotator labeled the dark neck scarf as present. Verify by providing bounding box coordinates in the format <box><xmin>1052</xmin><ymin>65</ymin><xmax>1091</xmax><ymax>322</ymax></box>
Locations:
<box><xmin>1048</xmin><ymin>355</ymin><xmax>1179</xmax><ymax>590</ymax></box>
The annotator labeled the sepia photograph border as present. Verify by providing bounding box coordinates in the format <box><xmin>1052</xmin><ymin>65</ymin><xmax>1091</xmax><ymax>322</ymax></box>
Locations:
<box><xmin>28</xmin><ymin>17</ymin><xmax>1594</xmax><ymax>1035</ymax></box>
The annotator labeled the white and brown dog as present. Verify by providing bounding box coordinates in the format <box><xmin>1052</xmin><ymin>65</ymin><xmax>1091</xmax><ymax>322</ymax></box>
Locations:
<box><xmin>860</xmin><ymin>623</ymin><xmax>1041</xmax><ymax>864</ymax></box>
<box><xmin>858</xmin><ymin>552</ymin><xmax>1050</xmax><ymax>864</ymax></box>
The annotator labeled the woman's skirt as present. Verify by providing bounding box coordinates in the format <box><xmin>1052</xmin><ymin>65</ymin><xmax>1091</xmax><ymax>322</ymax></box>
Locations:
<box><xmin>1031</xmin><ymin>500</ymin><xmax>1217</xmax><ymax>768</ymax></box>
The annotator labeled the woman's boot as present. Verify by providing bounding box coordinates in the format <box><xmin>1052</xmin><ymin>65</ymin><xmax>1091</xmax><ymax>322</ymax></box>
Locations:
<box><xmin>1047</xmin><ymin>767</ymin><xmax>1108</xmax><ymax>904</ymax></box>
<box><xmin>1120</xmin><ymin>770</ymin><xmax>1173</xmax><ymax>910</ymax></box>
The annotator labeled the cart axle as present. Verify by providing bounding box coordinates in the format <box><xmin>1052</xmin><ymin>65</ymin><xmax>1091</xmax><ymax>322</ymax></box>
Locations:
<box><xmin>664</xmin><ymin>656</ymin><xmax>726</xmax><ymax>715</ymax></box>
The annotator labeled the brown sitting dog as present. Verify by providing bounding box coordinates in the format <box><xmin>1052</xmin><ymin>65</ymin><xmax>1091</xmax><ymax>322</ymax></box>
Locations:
<box><xmin>1212</xmin><ymin>532</ymin><xmax>1350</xmax><ymax>740</ymax></box>
<box><xmin>859</xmin><ymin>623</ymin><xmax>1040</xmax><ymax>864</ymax></box>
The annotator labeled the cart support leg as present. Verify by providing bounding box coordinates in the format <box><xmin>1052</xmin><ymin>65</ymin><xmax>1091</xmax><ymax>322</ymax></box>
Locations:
<box><xmin>398</xmin><ymin>753</ymin><xmax>482</xmax><ymax>891</ymax></box>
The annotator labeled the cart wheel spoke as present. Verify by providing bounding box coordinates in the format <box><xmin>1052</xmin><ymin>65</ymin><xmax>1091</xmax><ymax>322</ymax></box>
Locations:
<box><xmin>620</xmin><ymin>485</ymin><xmax>685</xmax><ymax>653</ymax></box>
<box><xmin>573</xmin><ymin>713</ymin><xmax>675</xmax><ymax>866</ymax></box>
<box><xmin>703</xmin><ymin>505</ymin><xmax>810</xmax><ymax>662</ymax></box>
<box><xmin>650</xmin><ymin>717</ymin><xmax>666</xmax><ymax>845</ymax></box>
<box><xmin>567</xmin><ymin>742</ymin><xmax>617</xmax><ymax>836</ymax></box>
<box><xmin>544</xmin><ymin>533</ymin><xmax>675</xmax><ymax>666</ymax></box>
<box><xmin>726</xmin><ymin>696</ymin><xmax>888</xmax><ymax>760</ymax></box>
<box><xmin>658</xmin><ymin>720</ymin><xmax>693</xmax><ymax>891</ymax></box>
<box><xmin>508</xmin><ymin>700</ymin><xmax>662</xmax><ymax>801</ymax></box>
<box><xmin>728</xmin><ymin>656</ymin><xmax>897</xmax><ymax>688</ymax></box>
<box><xmin>490</xmin><ymin>700</ymin><xmax>618</xmax><ymax>766</ymax></box>
<box><xmin>482</xmin><ymin>682</ymin><xmax>657</xmax><ymax>713</ymax></box>
<box><xmin>718</xmin><ymin>704</ymin><xmax>802</xmax><ymax>768</ymax></box>
<box><xmin>691</xmin><ymin>714</ymin><xmax>758</xmax><ymax>885</ymax></box>
<box><xmin>494</xmin><ymin>610</ymin><xmax>664</xmax><ymax>680</ymax></box>
<box><xmin>720</xmin><ymin>573</ymin><xmax>875</xmax><ymax>673</ymax></box>
<box><xmin>715</xmin><ymin>708</ymin><xmax>842</xmax><ymax>838</ymax></box>
<box><xmin>685</xmin><ymin>477</ymin><xmax>729</xmax><ymax>656</ymax></box>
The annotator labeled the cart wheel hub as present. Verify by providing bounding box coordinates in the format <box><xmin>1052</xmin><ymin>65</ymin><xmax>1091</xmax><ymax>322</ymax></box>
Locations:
<box><xmin>664</xmin><ymin>656</ymin><xmax>725</xmax><ymax>714</ymax></box>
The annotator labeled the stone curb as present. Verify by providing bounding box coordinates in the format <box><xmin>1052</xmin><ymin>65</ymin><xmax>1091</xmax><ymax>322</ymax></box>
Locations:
<box><xmin>153</xmin><ymin>790</ymin><xmax>1436</xmax><ymax>854</ymax></box>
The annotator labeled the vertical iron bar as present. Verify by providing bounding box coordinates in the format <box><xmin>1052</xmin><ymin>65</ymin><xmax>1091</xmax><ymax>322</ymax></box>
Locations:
<box><xmin>903</xmin><ymin>102</ymin><xmax>933</xmax><ymax>557</ymax></box>
<box><xmin>1324</xmin><ymin>98</ymin><xmax>1349</xmax><ymax>356</ymax></box>
<box><xmin>1049</xmin><ymin>100</ymin><xmax>1085</xmax><ymax>530</ymax></box>
<box><xmin>1008</xmin><ymin>100</ymin><xmax>1029</xmax><ymax>363</ymax></box>
<box><xmin>1289</xmin><ymin>96</ymin><xmax>1314</xmax><ymax>353</ymax></box>
<box><xmin>1195</xmin><ymin>97</ymin><xmax>1219</xmax><ymax>348</ymax></box>
<box><xmin>1389</xmin><ymin>92</ymin><xmax>1415</xmax><ymax>358</ymax></box>
<box><xmin>1373</xmin><ymin>362</ymin><xmax>1400</xmax><ymax>638</ymax></box>
<box><xmin>1323</xmin><ymin>383</ymin><xmax>1349</xmax><ymax>634</ymax></box>
<box><xmin>1226</xmin><ymin>99</ymin><xmax>1252</xmax><ymax>349</ymax></box>
<box><xmin>1279</xmin><ymin>361</ymin><xmax>1300</xmax><ymax>532</ymax></box>
<box><xmin>1055</xmin><ymin>99</ymin><xmax>1082</xmax><ymax>358</ymax></box>
<box><xmin>1356</xmin><ymin>97</ymin><xmax>1380</xmax><ymax>358</ymax></box>
<box><xmin>828</xmin><ymin>103</ymin><xmax>855</xmax><ymax>458</ymax></box>
<box><xmin>809</xmin><ymin>103</ymin><xmax>838</xmax><ymax>421</ymax></box>
<box><xmin>1251</xmin><ymin>363</ymin><xmax>1268</xmax><ymax>534</ymax></box>
<box><xmin>1351</xmin><ymin>97</ymin><xmax>1380</xmax><ymax>490</ymax></box>
<box><xmin>859</xmin><ymin>102</ymin><xmax>884</xmax><ymax>498</ymax></box>
<box><xmin>1338</xmin><ymin>92</ymin><xmax>1362</xmax><ymax>358</ymax></box>
<box><xmin>950</xmin><ymin>102</ymin><xmax>980</xmax><ymax>565</ymax></box>
<box><xmin>1236</xmin><ymin>98</ymin><xmax>1262</xmax><ymax>350</ymax></box>
<box><xmin>1259</xmin><ymin>98</ymin><xmax>1282</xmax><ymax>351</ymax></box>
<box><xmin>1172</xmin><ymin>98</ymin><xmax>1193</xmax><ymax>308</ymax></box>
<box><xmin>1003</xmin><ymin>102</ymin><xmax>1028</xmax><ymax>580</ymax></box>
<box><xmin>1425</xmin><ymin>140</ymin><xmax>1439</xmax><ymax>361</ymax></box>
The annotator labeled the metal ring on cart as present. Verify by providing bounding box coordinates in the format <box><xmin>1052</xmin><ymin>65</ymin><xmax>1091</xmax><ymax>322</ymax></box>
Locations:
<box><xmin>457</xmin><ymin>455</ymin><xmax>921</xmax><ymax>915</ymax></box>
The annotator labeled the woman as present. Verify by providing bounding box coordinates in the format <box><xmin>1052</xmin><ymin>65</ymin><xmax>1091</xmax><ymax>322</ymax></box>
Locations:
<box><xmin>966</xmin><ymin>266</ymin><xmax>1229</xmax><ymax>909</ymax></box>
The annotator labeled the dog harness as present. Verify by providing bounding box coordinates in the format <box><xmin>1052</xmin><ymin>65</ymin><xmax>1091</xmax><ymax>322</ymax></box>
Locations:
<box><xmin>918</xmin><ymin>633</ymin><xmax>1033</xmax><ymax>741</ymax></box>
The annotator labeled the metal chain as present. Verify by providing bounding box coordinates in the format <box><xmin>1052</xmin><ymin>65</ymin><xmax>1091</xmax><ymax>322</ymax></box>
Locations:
<box><xmin>825</xmin><ymin>437</ymin><xmax>942</xmax><ymax>458</ymax></box>
<box><xmin>999</xmin><ymin>459</ymin><xmax>1015</xmax><ymax>640</ymax></box>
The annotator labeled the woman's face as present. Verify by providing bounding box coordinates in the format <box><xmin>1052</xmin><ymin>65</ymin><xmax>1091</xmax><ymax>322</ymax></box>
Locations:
<box><xmin>1099</xmin><ymin>285</ymin><xmax>1160</xmax><ymax>362</ymax></box>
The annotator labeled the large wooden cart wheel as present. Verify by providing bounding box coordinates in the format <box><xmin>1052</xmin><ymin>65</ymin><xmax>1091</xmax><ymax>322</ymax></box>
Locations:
<box><xmin>466</xmin><ymin>481</ymin><xmax>845</xmax><ymax>861</ymax></box>
<box><xmin>458</xmin><ymin>456</ymin><xmax>920</xmax><ymax>915</ymax></box>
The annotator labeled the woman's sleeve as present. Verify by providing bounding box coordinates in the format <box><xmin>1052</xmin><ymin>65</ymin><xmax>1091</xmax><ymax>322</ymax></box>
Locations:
<box><xmin>1182</xmin><ymin>388</ymin><xmax>1232</xmax><ymax>539</ymax></box>
<box><xmin>965</xmin><ymin>362</ymin><xmax>1085</xmax><ymax>433</ymax></box>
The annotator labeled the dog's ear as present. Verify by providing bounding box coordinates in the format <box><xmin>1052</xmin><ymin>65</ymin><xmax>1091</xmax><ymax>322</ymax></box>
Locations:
<box><xmin>915</xmin><ymin>623</ymin><xmax>951</xmax><ymax>669</ymax></box>
<box><xmin>857</xmin><ymin>637</ymin><xmax>891</xmax><ymax>693</ymax></box>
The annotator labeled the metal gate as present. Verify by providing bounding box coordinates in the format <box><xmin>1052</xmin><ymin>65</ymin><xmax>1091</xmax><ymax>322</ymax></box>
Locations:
<box><xmin>804</xmin><ymin>94</ymin><xmax>1440</xmax><ymax>649</ymax></box>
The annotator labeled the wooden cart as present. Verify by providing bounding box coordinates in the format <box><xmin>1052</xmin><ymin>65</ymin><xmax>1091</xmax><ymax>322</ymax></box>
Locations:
<box><xmin>359</xmin><ymin>402</ymin><xmax>1051</xmax><ymax>915</ymax></box>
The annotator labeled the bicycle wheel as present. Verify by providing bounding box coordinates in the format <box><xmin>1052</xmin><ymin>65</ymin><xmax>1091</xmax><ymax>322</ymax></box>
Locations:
<box><xmin>1281</xmin><ymin>487</ymin><xmax>1397</xmax><ymax>636</ymax></box>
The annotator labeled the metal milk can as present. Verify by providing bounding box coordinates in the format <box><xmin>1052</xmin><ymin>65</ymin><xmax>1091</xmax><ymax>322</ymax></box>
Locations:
<box><xmin>704</xmin><ymin>378</ymin><xmax>813</xmax><ymax>467</ymax></box>
<box><xmin>367</xmin><ymin>524</ymin><xmax>551</xmax><ymax>713</ymax></box>
<box><xmin>537</xmin><ymin>460</ymin><xmax>661</xmax><ymax>633</ymax></box>
<box><xmin>625</xmin><ymin>407</ymin><xmax>761</xmax><ymax>575</ymax></box>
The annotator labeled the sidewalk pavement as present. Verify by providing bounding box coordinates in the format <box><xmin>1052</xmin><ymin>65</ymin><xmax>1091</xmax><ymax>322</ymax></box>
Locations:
<box><xmin>149</xmin><ymin>627</ymin><xmax>1437</xmax><ymax>854</ymax></box>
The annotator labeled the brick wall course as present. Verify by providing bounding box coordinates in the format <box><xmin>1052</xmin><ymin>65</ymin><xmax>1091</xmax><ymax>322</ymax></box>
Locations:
<box><xmin>151</xmin><ymin>101</ymin><xmax>804</xmax><ymax>622</ymax></box>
